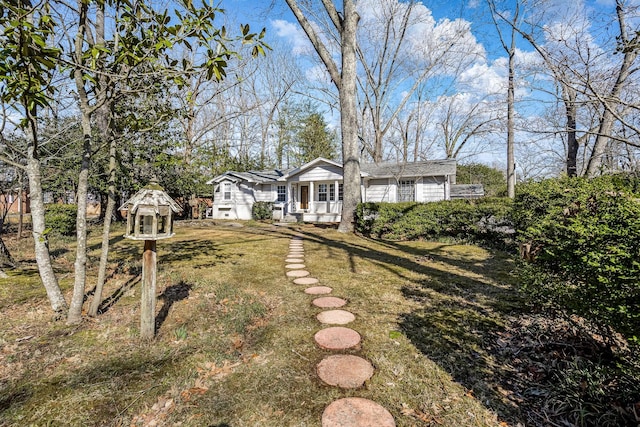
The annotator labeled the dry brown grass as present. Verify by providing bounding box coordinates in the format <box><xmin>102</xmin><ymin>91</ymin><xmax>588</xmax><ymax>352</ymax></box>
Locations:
<box><xmin>0</xmin><ymin>220</ymin><xmax>524</xmax><ymax>426</ymax></box>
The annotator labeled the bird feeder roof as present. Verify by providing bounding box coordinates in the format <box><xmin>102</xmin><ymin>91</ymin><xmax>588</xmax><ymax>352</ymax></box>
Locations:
<box><xmin>119</xmin><ymin>181</ymin><xmax>183</xmax><ymax>215</ymax></box>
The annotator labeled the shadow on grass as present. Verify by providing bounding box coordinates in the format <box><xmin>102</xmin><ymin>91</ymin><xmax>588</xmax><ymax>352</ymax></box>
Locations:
<box><xmin>98</xmin><ymin>275</ymin><xmax>141</xmax><ymax>314</ymax></box>
<box><xmin>300</xmin><ymin>228</ymin><xmax>526</xmax><ymax>424</ymax></box>
<box><xmin>155</xmin><ymin>281</ymin><xmax>192</xmax><ymax>332</ymax></box>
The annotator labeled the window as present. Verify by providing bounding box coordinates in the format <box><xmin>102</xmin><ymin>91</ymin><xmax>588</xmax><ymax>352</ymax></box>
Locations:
<box><xmin>223</xmin><ymin>182</ymin><xmax>232</xmax><ymax>200</ymax></box>
<box><xmin>338</xmin><ymin>184</ymin><xmax>343</xmax><ymax>201</ymax></box>
<box><xmin>318</xmin><ymin>184</ymin><xmax>328</xmax><ymax>201</ymax></box>
<box><xmin>329</xmin><ymin>184</ymin><xmax>335</xmax><ymax>201</ymax></box>
<box><xmin>398</xmin><ymin>180</ymin><xmax>415</xmax><ymax>202</ymax></box>
<box><xmin>277</xmin><ymin>185</ymin><xmax>286</xmax><ymax>202</ymax></box>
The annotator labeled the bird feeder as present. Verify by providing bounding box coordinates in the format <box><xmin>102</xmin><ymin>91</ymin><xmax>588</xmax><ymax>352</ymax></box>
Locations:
<box><xmin>121</xmin><ymin>179</ymin><xmax>182</xmax><ymax>241</ymax></box>
<box><xmin>119</xmin><ymin>178</ymin><xmax>182</xmax><ymax>339</ymax></box>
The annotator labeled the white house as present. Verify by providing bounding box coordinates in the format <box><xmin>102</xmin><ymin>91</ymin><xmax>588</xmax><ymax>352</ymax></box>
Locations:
<box><xmin>206</xmin><ymin>157</ymin><xmax>456</xmax><ymax>222</ymax></box>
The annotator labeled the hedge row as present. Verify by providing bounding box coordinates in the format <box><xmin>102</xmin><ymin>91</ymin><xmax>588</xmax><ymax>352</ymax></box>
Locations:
<box><xmin>355</xmin><ymin>175</ymin><xmax>640</xmax><ymax>347</ymax></box>
<box><xmin>355</xmin><ymin>198</ymin><xmax>513</xmax><ymax>248</ymax></box>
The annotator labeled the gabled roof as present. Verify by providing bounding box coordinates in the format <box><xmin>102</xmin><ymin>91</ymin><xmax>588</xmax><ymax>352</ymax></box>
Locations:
<box><xmin>279</xmin><ymin>157</ymin><xmax>343</xmax><ymax>181</ymax></box>
<box><xmin>206</xmin><ymin>168</ymin><xmax>291</xmax><ymax>185</ymax></box>
<box><xmin>361</xmin><ymin>159</ymin><xmax>456</xmax><ymax>178</ymax></box>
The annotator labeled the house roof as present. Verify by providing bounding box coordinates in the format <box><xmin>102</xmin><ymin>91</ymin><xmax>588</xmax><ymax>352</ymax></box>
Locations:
<box><xmin>207</xmin><ymin>157</ymin><xmax>456</xmax><ymax>185</ymax></box>
<box><xmin>206</xmin><ymin>168</ymin><xmax>291</xmax><ymax>185</ymax></box>
<box><xmin>279</xmin><ymin>157</ymin><xmax>343</xmax><ymax>180</ymax></box>
<box><xmin>361</xmin><ymin>159</ymin><xmax>456</xmax><ymax>178</ymax></box>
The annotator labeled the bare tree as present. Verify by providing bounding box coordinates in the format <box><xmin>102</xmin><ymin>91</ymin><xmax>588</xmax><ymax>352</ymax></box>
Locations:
<box><xmin>284</xmin><ymin>0</ymin><xmax>361</xmax><ymax>232</ymax></box>
<box><xmin>487</xmin><ymin>0</ymin><xmax>519</xmax><ymax>197</ymax></box>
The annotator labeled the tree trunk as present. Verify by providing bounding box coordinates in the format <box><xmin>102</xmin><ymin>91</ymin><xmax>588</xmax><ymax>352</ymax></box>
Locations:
<box><xmin>26</xmin><ymin>156</ymin><xmax>67</xmax><ymax>316</ymax></box>
<box><xmin>0</xmin><ymin>235</ymin><xmax>15</xmax><ymax>269</ymax></box>
<box><xmin>563</xmin><ymin>84</ymin><xmax>578</xmax><ymax>177</ymax></box>
<box><xmin>68</xmin><ymin>0</ymin><xmax>92</xmax><ymax>324</ymax></box>
<box><xmin>338</xmin><ymin>0</ymin><xmax>361</xmax><ymax>233</ymax></box>
<box><xmin>506</xmin><ymin>22</ymin><xmax>516</xmax><ymax>199</ymax></box>
<box><xmin>89</xmin><ymin>93</ymin><xmax>115</xmax><ymax>317</ymax></box>
<box><xmin>585</xmin><ymin>2</ymin><xmax>637</xmax><ymax>177</ymax></box>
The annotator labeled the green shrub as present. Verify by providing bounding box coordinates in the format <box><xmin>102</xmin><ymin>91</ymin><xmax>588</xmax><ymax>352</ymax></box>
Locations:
<box><xmin>45</xmin><ymin>204</ymin><xmax>77</xmax><ymax>236</ymax></box>
<box><xmin>355</xmin><ymin>198</ymin><xmax>513</xmax><ymax>248</ymax></box>
<box><xmin>514</xmin><ymin>176</ymin><xmax>640</xmax><ymax>346</ymax></box>
<box><xmin>252</xmin><ymin>201</ymin><xmax>273</xmax><ymax>221</ymax></box>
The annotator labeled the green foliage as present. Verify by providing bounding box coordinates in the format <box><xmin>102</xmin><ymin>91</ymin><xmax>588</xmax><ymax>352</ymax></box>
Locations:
<box><xmin>0</xmin><ymin>1</ymin><xmax>60</xmax><ymax>115</ymax></box>
<box><xmin>456</xmin><ymin>163</ymin><xmax>506</xmax><ymax>197</ymax></box>
<box><xmin>514</xmin><ymin>175</ymin><xmax>640</xmax><ymax>346</ymax></box>
<box><xmin>45</xmin><ymin>204</ymin><xmax>77</xmax><ymax>236</ymax></box>
<box><xmin>252</xmin><ymin>201</ymin><xmax>273</xmax><ymax>221</ymax></box>
<box><xmin>297</xmin><ymin>110</ymin><xmax>337</xmax><ymax>163</ymax></box>
<box><xmin>355</xmin><ymin>198</ymin><xmax>513</xmax><ymax>248</ymax></box>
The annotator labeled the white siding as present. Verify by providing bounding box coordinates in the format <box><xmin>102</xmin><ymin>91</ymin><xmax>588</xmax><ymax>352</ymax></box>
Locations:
<box><xmin>365</xmin><ymin>178</ymin><xmax>392</xmax><ymax>202</ymax></box>
<box><xmin>254</xmin><ymin>184</ymin><xmax>274</xmax><ymax>202</ymax></box>
<box><xmin>293</xmin><ymin>165</ymin><xmax>343</xmax><ymax>182</ymax></box>
<box><xmin>423</xmin><ymin>176</ymin><xmax>445</xmax><ymax>201</ymax></box>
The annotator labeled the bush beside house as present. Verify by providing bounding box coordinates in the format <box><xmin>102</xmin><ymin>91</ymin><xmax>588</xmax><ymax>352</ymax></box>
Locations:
<box><xmin>356</xmin><ymin>175</ymin><xmax>640</xmax><ymax>349</ymax></box>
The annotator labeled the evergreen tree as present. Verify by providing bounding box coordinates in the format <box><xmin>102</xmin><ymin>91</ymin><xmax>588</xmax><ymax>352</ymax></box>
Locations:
<box><xmin>297</xmin><ymin>111</ymin><xmax>337</xmax><ymax>164</ymax></box>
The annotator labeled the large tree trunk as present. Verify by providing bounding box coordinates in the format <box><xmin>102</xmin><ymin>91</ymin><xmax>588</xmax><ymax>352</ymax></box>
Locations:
<box><xmin>338</xmin><ymin>0</ymin><xmax>361</xmax><ymax>233</ymax></box>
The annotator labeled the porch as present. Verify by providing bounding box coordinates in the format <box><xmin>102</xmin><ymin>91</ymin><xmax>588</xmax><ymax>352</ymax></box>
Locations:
<box><xmin>285</xmin><ymin>180</ymin><xmax>343</xmax><ymax>223</ymax></box>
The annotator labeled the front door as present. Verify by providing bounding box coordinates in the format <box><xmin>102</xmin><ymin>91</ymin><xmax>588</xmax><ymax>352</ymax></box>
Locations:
<box><xmin>300</xmin><ymin>186</ymin><xmax>309</xmax><ymax>210</ymax></box>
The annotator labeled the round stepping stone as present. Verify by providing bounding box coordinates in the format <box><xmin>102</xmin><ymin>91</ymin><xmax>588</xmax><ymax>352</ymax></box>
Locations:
<box><xmin>285</xmin><ymin>258</ymin><xmax>304</xmax><ymax>263</ymax></box>
<box><xmin>293</xmin><ymin>277</ymin><xmax>319</xmax><ymax>285</ymax></box>
<box><xmin>289</xmin><ymin>242</ymin><xmax>303</xmax><ymax>246</ymax></box>
<box><xmin>322</xmin><ymin>398</ymin><xmax>395</xmax><ymax>427</ymax></box>
<box><xmin>317</xmin><ymin>355</ymin><xmax>374</xmax><ymax>388</ymax></box>
<box><xmin>317</xmin><ymin>309</ymin><xmax>355</xmax><ymax>325</ymax></box>
<box><xmin>289</xmin><ymin>248</ymin><xmax>304</xmax><ymax>252</ymax></box>
<box><xmin>305</xmin><ymin>286</ymin><xmax>333</xmax><ymax>295</ymax></box>
<box><xmin>312</xmin><ymin>296</ymin><xmax>346</xmax><ymax>308</ymax></box>
<box><xmin>314</xmin><ymin>327</ymin><xmax>361</xmax><ymax>350</ymax></box>
<box><xmin>286</xmin><ymin>270</ymin><xmax>310</xmax><ymax>278</ymax></box>
<box><xmin>285</xmin><ymin>263</ymin><xmax>306</xmax><ymax>269</ymax></box>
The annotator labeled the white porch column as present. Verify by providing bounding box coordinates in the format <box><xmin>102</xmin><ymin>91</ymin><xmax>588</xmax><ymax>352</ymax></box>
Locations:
<box><xmin>309</xmin><ymin>181</ymin><xmax>314</xmax><ymax>212</ymax></box>
<box><xmin>286</xmin><ymin>182</ymin><xmax>292</xmax><ymax>213</ymax></box>
<box><xmin>334</xmin><ymin>179</ymin><xmax>340</xmax><ymax>212</ymax></box>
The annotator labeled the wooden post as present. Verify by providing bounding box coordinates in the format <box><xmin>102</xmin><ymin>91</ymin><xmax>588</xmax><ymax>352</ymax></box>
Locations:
<box><xmin>141</xmin><ymin>239</ymin><xmax>157</xmax><ymax>339</ymax></box>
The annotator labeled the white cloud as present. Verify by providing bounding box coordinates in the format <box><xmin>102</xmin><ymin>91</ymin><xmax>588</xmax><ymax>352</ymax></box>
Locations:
<box><xmin>270</xmin><ymin>19</ymin><xmax>313</xmax><ymax>56</ymax></box>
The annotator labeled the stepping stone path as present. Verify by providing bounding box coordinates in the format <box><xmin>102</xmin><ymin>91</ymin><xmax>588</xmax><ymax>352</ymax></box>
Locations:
<box><xmin>284</xmin><ymin>234</ymin><xmax>396</xmax><ymax>427</ymax></box>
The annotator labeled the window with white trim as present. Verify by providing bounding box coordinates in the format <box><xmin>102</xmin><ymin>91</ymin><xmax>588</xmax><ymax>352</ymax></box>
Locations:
<box><xmin>329</xmin><ymin>184</ymin><xmax>335</xmax><ymax>201</ymax></box>
<box><xmin>338</xmin><ymin>184</ymin><xmax>343</xmax><ymax>201</ymax></box>
<box><xmin>223</xmin><ymin>182</ymin><xmax>232</xmax><ymax>200</ymax></box>
<box><xmin>277</xmin><ymin>185</ymin><xmax>286</xmax><ymax>202</ymax></box>
<box><xmin>318</xmin><ymin>183</ymin><xmax>328</xmax><ymax>201</ymax></box>
<box><xmin>398</xmin><ymin>180</ymin><xmax>415</xmax><ymax>202</ymax></box>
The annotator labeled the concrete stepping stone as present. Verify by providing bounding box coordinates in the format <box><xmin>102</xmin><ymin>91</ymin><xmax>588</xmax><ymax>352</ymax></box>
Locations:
<box><xmin>317</xmin><ymin>309</ymin><xmax>355</xmax><ymax>325</ymax></box>
<box><xmin>294</xmin><ymin>277</ymin><xmax>319</xmax><ymax>285</ymax></box>
<box><xmin>286</xmin><ymin>270</ymin><xmax>310</xmax><ymax>278</ymax></box>
<box><xmin>285</xmin><ymin>263</ymin><xmax>306</xmax><ymax>269</ymax></box>
<box><xmin>317</xmin><ymin>355</ymin><xmax>374</xmax><ymax>388</ymax></box>
<box><xmin>312</xmin><ymin>296</ymin><xmax>347</xmax><ymax>308</ymax></box>
<box><xmin>322</xmin><ymin>397</ymin><xmax>395</xmax><ymax>427</ymax></box>
<box><xmin>285</xmin><ymin>258</ymin><xmax>304</xmax><ymax>263</ymax></box>
<box><xmin>314</xmin><ymin>326</ymin><xmax>361</xmax><ymax>350</ymax></box>
<box><xmin>305</xmin><ymin>286</ymin><xmax>333</xmax><ymax>295</ymax></box>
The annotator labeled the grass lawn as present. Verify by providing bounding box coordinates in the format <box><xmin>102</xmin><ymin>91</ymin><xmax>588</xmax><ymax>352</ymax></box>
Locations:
<box><xmin>0</xmin><ymin>220</ymin><xmax>530</xmax><ymax>426</ymax></box>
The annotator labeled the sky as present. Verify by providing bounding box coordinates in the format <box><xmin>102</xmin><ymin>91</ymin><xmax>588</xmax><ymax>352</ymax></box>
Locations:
<box><xmin>213</xmin><ymin>0</ymin><xmax>638</xmax><ymax>170</ymax></box>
